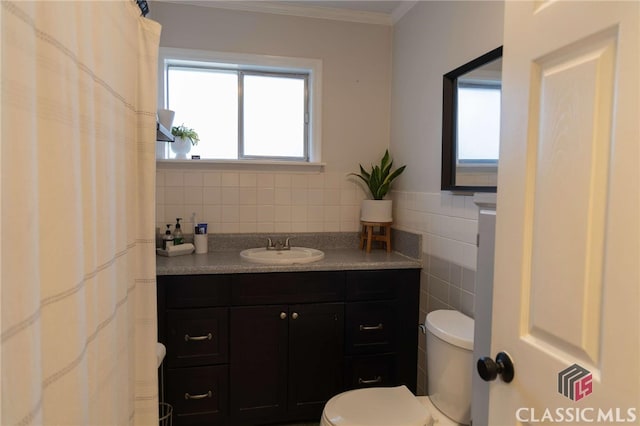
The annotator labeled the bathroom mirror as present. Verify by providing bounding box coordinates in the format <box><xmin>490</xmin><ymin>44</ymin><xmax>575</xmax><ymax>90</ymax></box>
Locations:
<box><xmin>441</xmin><ymin>47</ymin><xmax>502</xmax><ymax>192</ymax></box>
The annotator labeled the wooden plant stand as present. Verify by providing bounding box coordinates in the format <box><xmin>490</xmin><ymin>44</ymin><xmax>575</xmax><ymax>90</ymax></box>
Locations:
<box><xmin>359</xmin><ymin>221</ymin><xmax>392</xmax><ymax>253</ymax></box>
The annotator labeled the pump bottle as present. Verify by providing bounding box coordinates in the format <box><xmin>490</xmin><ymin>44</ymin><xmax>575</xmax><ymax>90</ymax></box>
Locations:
<box><xmin>162</xmin><ymin>224</ymin><xmax>174</xmax><ymax>250</ymax></box>
<box><xmin>173</xmin><ymin>218</ymin><xmax>184</xmax><ymax>245</ymax></box>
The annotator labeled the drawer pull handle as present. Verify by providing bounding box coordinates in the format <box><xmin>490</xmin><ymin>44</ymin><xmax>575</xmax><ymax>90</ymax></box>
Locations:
<box><xmin>184</xmin><ymin>391</ymin><xmax>212</xmax><ymax>400</ymax></box>
<box><xmin>359</xmin><ymin>323</ymin><xmax>383</xmax><ymax>331</ymax></box>
<box><xmin>358</xmin><ymin>376</ymin><xmax>382</xmax><ymax>385</ymax></box>
<box><xmin>184</xmin><ymin>333</ymin><xmax>213</xmax><ymax>342</ymax></box>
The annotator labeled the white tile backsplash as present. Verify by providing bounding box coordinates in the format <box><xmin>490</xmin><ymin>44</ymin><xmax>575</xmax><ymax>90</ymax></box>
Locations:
<box><xmin>257</xmin><ymin>188</ymin><xmax>275</xmax><ymax>205</ymax></box>
<box><xmin>257</xmin><ymin>174</ymin><xmax>275</xmax><ymax>188</ymax></box>
<box><xmin>158</xmin><ymin>171</ymin><xmax>482</xmax><ymax>248</ymax></box>
<box><xmin>203</xmin><ymin>172</ymin><xmax>221</xmax><ymax>187</ymax></box>
<box><xmin>391</xmin><ymin>190</ymin><xmax>479</xmax><ymax>270</ymax></box>
<box><xmin>239</xmin><ymin>173</ymin><xmax>257</xmax><ymax>187</ymax></box>
<box><xmin>157</xmin><ymin>169</ymin><xmax>366</xmax><ymax>234</ymax></box>
<box><xmin>184</xmin><ymin>171</ymin><xmax>203</xmax><ymax>187</ymax></box>
<box><xmin>239</xmin><ymin>188</ymin><xmax>257</xmax><ymax>205</ymax></box>
<box><xmin>221</xmin><ymin>172</ymin><xmax>239</xmax><ymax>187</ymax></box>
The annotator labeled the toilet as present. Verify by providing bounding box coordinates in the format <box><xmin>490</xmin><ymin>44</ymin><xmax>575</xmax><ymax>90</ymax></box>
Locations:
<box><xmin>320</xmin><ymin>309</ymin><xmax>474</xmax><ymax>426</ymax></box>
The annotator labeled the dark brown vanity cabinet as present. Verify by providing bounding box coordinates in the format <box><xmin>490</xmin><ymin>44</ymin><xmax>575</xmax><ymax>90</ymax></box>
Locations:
<box><xmin>157</xmin><ymin>268</ymin><xmax>419</xmax><ymax>426</ymax></box>
<box><xmin>230</xmin><ymin>302</ymin><xmax>344</xmax><ymax>425</ymax></box>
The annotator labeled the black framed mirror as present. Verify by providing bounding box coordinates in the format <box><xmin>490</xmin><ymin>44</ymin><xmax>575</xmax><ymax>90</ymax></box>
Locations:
<box><xmin>441</xmin><ymin>46</ymin><xmax>502</xmax><ymax>192</ymax></box>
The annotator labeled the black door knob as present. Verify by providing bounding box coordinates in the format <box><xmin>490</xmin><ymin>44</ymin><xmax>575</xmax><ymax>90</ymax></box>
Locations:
<box><xmin>477</xmin><ymin>351</ymin><xmax>514</xmax><ymax>383</ymax></box>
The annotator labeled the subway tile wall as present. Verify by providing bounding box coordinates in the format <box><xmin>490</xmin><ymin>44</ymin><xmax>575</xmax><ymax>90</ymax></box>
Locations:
<box><xmin>156</xmin><ymin>170</ymin><xmax>367</xmax><ymax>235</ymax></box>
<box><xmin>391</xmin><ymin>190</ymin><xmax>479</xmax><ymax>271</ymax></box>
<box><xmin>391</xmin><ymin>190</ymin><xmax>479</xmax><ymax>396</ymax></box>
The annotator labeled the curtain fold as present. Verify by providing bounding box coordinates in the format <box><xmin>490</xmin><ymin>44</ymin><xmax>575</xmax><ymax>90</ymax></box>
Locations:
<box><xmin>1</xmin><ymin>1</ymin><xmax>161</xmax><ymax>424</ymax></box>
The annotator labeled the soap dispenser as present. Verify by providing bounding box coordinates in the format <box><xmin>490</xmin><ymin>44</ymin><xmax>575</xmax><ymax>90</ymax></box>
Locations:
<box><xmin>173</xmin><ymin>218</ymin><xmax>184</xmax><ymax>245</ymax></box>
<box><xmin>162</xmin><ymin>224</ymin><xmax>174</xmax><ymax>250</ymax></box>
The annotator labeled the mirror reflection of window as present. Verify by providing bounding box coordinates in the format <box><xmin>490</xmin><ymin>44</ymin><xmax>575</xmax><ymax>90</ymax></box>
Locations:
<box><xmin>441</xmin><ymin>47</ymin><xmax>502</xmax><ymax>192</ymax></box>
<box><xmin>456</xmin><ymin>81</ymin><xmax>501</xmax><ymax>163</ymax></box>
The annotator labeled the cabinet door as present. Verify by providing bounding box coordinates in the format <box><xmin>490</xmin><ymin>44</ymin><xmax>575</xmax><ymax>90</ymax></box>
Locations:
<box><xmin>230</xmin><ymin>305</ymin><xmax>288</xmax><ymax>424</ymax></box>
<box><xmin>288</xmin><ymin>303</ymin><xmax>344</xmax><ymax>420</ymax></box>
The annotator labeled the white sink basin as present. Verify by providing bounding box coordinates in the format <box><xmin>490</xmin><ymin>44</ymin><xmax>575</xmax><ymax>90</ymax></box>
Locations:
<box><xmin>240</xmin><ymin>247</ymin><xmax>325</xmax><ymax>265</ymax></box>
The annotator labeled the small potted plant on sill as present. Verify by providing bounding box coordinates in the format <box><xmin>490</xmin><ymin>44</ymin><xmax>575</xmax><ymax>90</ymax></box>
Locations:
<box><xmin>349</xmin><ymin>149</ymin><xmax>406</xmax><ymax>223</ymax></box>
<box><xmin>170</xmin><ymin>124</ymin><xmax>200</xmax><ymax>159</ymax></box>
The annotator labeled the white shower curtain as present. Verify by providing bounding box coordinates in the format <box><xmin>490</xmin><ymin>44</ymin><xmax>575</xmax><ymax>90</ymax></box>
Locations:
<box><xmin>1</xmin><ymin>1</ymin><xmax>161</xmax><ymax>424</ymax></box>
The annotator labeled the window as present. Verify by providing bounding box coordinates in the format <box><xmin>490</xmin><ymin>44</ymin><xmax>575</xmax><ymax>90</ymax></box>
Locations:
<box><xmin>159</xmin><ymin>48</ymin><xmax>322</xmax><ymax>163</ymax></box>
<box><xmin>456</xmin><ymin>81</ymin><xmax>501</xmax><ymax>164</ymax></box>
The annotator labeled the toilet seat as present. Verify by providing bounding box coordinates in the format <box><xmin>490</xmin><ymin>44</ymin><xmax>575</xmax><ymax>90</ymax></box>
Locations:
<box><xmin>321</xmin><ymin>386</ymin><xmax>433</xmax><ymax>426</ymax></box>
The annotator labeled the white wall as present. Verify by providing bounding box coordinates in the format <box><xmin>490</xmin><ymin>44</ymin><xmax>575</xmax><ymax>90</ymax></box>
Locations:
<box><xmin>391</xmin><ymin>1</ymin><xmax>504</xmax><ymax>192</ymax></box>
<box><xmin>157</xmin><ymin>168</ymin><xmax>366</xmax><ymax>234</ymax></box>
<box><xmin>151</xmin><ymin>2</ymin><xmax>392</xmax><ymax>172</ymax></box>
<box><xmin>389</xmin><ymin>0</ymin><xmax>504</xmax><ymax>395</ymax></box>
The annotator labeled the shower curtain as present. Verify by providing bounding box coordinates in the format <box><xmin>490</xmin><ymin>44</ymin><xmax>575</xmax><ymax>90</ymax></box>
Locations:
<box><xmin>1</xmin><ymin>1</ymin><xmax>161</xmax><ymax>424</ymax></box>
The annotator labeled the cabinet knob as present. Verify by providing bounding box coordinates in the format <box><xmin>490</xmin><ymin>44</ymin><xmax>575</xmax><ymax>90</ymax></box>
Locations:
<box><xmin>280</xmin><ymin>312</ymin><xmax>287</xmax><ymax>320</ymax></box>
<box><xmin>291</xmin><ymin>312</ymin><xmax>299</xmax><ymax>320</ymax></box>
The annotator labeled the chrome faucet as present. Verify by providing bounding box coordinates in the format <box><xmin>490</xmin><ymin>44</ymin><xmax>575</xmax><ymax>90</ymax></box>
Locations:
<box><xmin>266</xmin><ymin>237</ymin><xmax>291</xmax><ymax>251</ymax></box>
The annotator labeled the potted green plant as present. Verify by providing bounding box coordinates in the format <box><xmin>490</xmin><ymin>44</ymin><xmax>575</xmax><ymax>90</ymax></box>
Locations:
<box><xmin>350</xmin><ymin>150</ymin><xmax>406</xmax><ymax>222</ymax></box>
<box><xmin>170</xmin><ymin>124</ymin><xmax>200</xmax><ymax>159</ymax></box>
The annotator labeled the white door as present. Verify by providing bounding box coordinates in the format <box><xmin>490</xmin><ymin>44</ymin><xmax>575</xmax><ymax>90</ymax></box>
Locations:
<box><xmin>488</xmin><ymin>1</ymin><xmax>639</xmax><ymax>425</ymax></box>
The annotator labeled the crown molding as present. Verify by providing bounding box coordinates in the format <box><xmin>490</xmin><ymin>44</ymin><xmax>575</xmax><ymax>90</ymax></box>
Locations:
<box><xmin>390</xmin><ymin>0</ymin><xmax>417</xmax><ymax>25</ymax></box>
<box><xmin>155</xmin><ymin>0</ymin><xmax>393</xmax><ymax>25</ymax></box>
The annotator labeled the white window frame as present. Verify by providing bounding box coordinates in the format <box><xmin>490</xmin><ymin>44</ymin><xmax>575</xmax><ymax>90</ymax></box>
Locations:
<box><xmin>158</xmin><ymin>47</ymin><xmax>323</xmax><ymax>164</ymax></box>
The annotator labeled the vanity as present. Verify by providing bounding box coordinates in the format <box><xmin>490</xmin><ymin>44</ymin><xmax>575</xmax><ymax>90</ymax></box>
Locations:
<box><xmin>157</xmin><ymin>248</ymin><xmax>421</xmax><ymax>426</ymax></box>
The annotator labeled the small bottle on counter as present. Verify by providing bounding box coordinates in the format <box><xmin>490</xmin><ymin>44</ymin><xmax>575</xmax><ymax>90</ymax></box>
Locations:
<box><xmin>162</xmin><ymin>224</ymin><xmax>174</xmax><ymax>250</ymax></box>
<box><xmin>173</xmin><ymin>218</ymin><xmax>184</xmax><ymax>245</ymax></box>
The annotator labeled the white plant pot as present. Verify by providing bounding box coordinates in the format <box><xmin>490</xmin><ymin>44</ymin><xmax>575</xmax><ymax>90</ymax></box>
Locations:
<box><xmin>360</xmin><ymin>199</ymin><xmax>393</xmax><ymax>223</ymax></box>
<box><xmin>171</xmin><ymin>136</ymin><xmax>192</xmax><ymax>159</ymax></box>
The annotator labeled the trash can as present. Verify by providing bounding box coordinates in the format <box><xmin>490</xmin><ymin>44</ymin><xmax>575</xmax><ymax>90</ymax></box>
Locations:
<box><xmin>157</xmin><ymin>342</ymin><xmax>172</xmax><ymax>426</ymax></box>
<box><xmin>159</xmin><ymin>401</ymin><xmax>172</xmax><ymax>426</ymax></box>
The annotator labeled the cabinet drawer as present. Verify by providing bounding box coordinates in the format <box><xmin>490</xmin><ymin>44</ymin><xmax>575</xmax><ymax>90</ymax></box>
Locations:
<box><xmin>167</xmin><ymin>308</ymin><xmax>229</xmax><ymax>367</ymax></box>
<box><xmin>345</xmin><ymin>354</ymin><xmax>396</xmax><ymax>390</ymax></box>
<box><xmin>232</xmin><ymin>271</ymin><xmax>344</xmax><ymax>305</ymax></box>
<box><xmin>166</xmin><ymin>365</ymin><xmax>228</xmax><ymax>426</ymax></box>
<box><xmin>345</xmin><ymin>301</ymin><xmax>396</xmax><ymax>355</ymax></box>
<box><xmin>346</xmin><ymin>270</ymin><xmax>399</xmax><ymax>301</ymax></box>
<box><xmin>161</xmin><ymin>274</ymin><xmax>231</xmax><ymax>308</ymax></box>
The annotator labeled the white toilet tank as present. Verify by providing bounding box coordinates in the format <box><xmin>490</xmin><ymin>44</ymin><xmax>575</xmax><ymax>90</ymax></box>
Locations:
<box><xmin>425</xmin><ymin>310</ymin><xmax>474</xmax><ymax>425</ymax></box>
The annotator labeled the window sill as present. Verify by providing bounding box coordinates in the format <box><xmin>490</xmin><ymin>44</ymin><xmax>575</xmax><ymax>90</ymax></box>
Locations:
<box><xmin>156</xmin><ymin>159</ymin><xmax>326</xmax><ymax>172</ymax></box>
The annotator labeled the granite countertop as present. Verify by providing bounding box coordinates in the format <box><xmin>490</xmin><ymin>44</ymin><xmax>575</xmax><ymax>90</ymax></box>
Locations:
<box><xmin>156</xmin><ymin>248</ymin><xmax>421</xmax><ymax>276</ymax></box>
